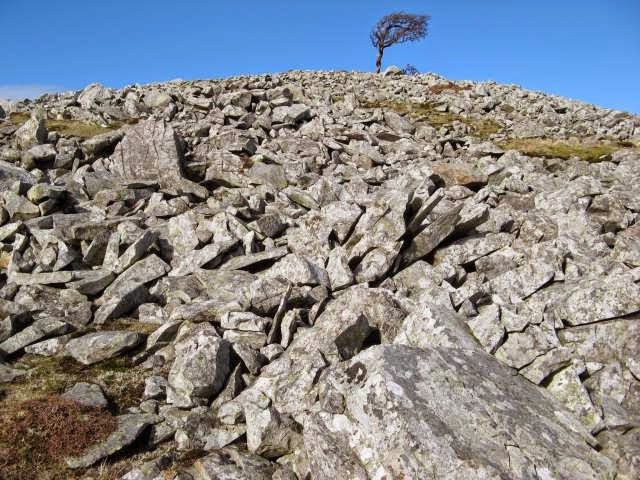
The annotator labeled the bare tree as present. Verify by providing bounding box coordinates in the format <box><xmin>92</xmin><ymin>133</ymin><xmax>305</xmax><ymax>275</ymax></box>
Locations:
<box><xmin>370</xmin><ymin>12</ymin><xmax>430</xmax><ymax>74</ymax></box>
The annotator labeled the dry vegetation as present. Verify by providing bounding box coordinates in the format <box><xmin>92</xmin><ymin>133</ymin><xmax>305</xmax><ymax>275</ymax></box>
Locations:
<box><xmin>2</xmin><ymin>111</ymin><xmax>127</xmax><ymax>138</ymax></box>
<box><xmin>428</xmin><ymin>82</ymin><xmax>472</xmax><ymax>95</ymax></box>
<box><xmin>0</xmin><ymin>396</ymin><xmax>116</xmax><ymax>480</ymax></box>
<box><xmin>0</xmin><ymin>354</ymin><xmax>150</xmax><ymax>479</ymax></box>
<box><xmin>361</xmin><ymin>98</ymin><xmax>502</xmax><ymax>139</ymax></box>
<box><xmin>498</xmin><ymin>138</ymin><xmax>638</xmax><ymax>163</ymax></box>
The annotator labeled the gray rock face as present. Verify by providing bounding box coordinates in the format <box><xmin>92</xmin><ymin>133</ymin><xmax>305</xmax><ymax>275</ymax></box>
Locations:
<box><xmin>65</xmin><ymin>331</ymin><xmax>143</xmax><ymax>365</ymax></box>
<box><xmin>2</xmin><ymin>70</ymin><xmax>640</xmax><ymax>477</ymax></box>
<box><xmin>110</xmin><ymin>117</ymin><xmax>184</xmax><ymax>184</ymax></box>
<box><xmin>167</xmin><ymin>325</ymin><xmax>232</xmax><ymax>407</ymax></box>
<box><xmin>65</xmin><ymin>413</ymin><xmax>161</xmax><ymax>469</ymax></box>
<box><xmin>15</xmin><ymin>116</ymin><xmax>47</xmax><ymax>149</ymax></box>
<box><xmin>61</xmin><ymin>382</ymin><xmax>109</xmax><ymax>408</ymax></box>
<box><xmin>311</xmin><ymin>345</ymin><xmax>613</xmax><ymax>479</ymax></box>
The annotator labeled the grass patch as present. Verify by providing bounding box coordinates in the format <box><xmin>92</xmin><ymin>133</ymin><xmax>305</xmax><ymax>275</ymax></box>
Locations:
<box><xmin>0</xmin><ymin>395</ymin><xmax>116</xmax><ymax>480</ymax></box>
<box><xmin>2</xmin><ymin>112</ymin><xmax>129</xmax><ymax>138</ymax></box>
<box><xmin>498</xmin><ymin>138</ymin><xmax>637</xmax><ymax>163</ymax></box>
<box><xmin>360</xmin><ymin>98</ymin><xmax>502</xmax><ymax>140</ymax></box>
<box><xmin>429</xmin><ymin>82</ymin><xmax>471</xmax><ymax>95</ymax></box>
<box><xmin>46</xmin><ymin>119</ymin><xmax>124</xmax><ymax>138</ymax></box>
<box><xmin>3</xmin><ymin>354</ymin><xmax>146</xmax><ymax>411</ymax></box>
<box><xmin>100</xmin><ymin>318</ymin><xmax>160</xmax><ymax>335</ymax></box>
<box><xmin>7</xmin><ymin>111</ymin><xmax>31</xmax><ymax>125</ymax></box>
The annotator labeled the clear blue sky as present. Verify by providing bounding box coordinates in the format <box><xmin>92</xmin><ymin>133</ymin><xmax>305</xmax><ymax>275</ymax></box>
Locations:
<box><xmin>2</xmin><ymin>0</ymin><xmax>639</xmax><ymax>113</ymax></box>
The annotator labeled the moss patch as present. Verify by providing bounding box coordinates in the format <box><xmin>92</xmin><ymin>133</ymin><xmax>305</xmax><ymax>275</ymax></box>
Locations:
<box><xmin>361</xmin><ymin>98</ymin><xmax>502</xmax><ymax>140</ymax></box>
<box><xmin>498</xmin><ymin>138</ymin><xmax>637</xmax><ymax>163</ymax></box>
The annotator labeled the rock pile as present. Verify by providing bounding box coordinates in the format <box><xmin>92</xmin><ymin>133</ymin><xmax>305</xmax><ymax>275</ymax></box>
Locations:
<box><xmin>0</xmin><ymin>69</ymin><xmax>639</xmax><ymax>478</ymax></box>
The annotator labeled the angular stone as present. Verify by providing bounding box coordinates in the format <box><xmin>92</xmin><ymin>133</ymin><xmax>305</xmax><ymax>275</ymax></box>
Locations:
<box><xmin>167</xmin><ymin>325</ymin><xmax>232</xmax><ymax>407</ymax></box>
<box><xmin>10</xmin><ymin>270</ymin><xmax>75</xmax><ymax>286</ymax></box>
<box><xmin>15</xmin><ymin>116</ymin><xmax>47</xmax><ymax>149</ymax></box>
<box><xmin>0</xmin><ymin>317</ymin><xmax>69</xmax><ymax>355</ymax></box>
<box><xmin>114</xmin><ymin>230</ymin><xmax>157</xmax><ymax>273</ymax></box>
<box><xmin>311</xmin><ymin>345</ymin><xmax>612</xmax><ymax>479</ymax></box>
<box><xmin>110</xmin><ymin>118</ymin><xmax>184</xmax><ymax>186</ymax></box>
<box><xmin>400</xmin><ymin>205</ymin><xmax>463</xmax><ymax>268</ymax></box>
<box><xmin>494</xmin><ymin>321</ymin><xmax>559</xmax><ymax>369</ymax></box>
<box><xmin>433</xmin><ymin>163</ymin><xmax>488</xmax><ymax>187</ymax></box>
<box><xmin>245</xmin><ymin>404</ymin><xmax>302</xmax><ymax>458</ymax></box>
<box><xmin>265</xmin><ymin>253</ymin><xmax>330</xmax><ymax>287</ymax></box>
<box><xmin>220</xmin><ymin>311</ymin><xmax>271</xmax><ymax>332</ymax></box>
<box><xmin>383</xmin><ymin>111</ymin><xmax>415</xmax><ymax>135</ymax></box>
<box><xmin>220</xmin><ymin>247</ymin><xmax>288</xmax><ymax>271</ymax></box>
<box><xmin>101</xmin><ymin>254</ymin><xmax>170</xmax><ymax>302</ymax></box>
<box><xmin>170</xmin><ymin>237</ymin><xmax>238</xmax><ymax>277</ymax></box>
<box><xmin>555</xmin><ymin>274</ymin><xmax>640</xmax><ymax>326</ymax></box>
<box><xmin>3</xmin><ymin>191</ymin><xmax>40</xmax><ymax>220</ymax></box>
<box><xmin>326</xmin><ymin>246</ymin><xmax>354</xmax><ymax>290</ymax></box>
<box><xmin>467</xmin><ymin>304</ymin><xmax>504</xmax><ymax>353</ymax></box>
<box><xmin>66</xmin><ymin>414</ymin><xmax>160</xmax><ymax>469</ymax></box>
<box><xmin>394</xmin><ymin>301</ymin><xmax>479</xmax><ymax>351</ymax></box>
<box><xmin>65</xmin><ymin>331</ymin><xmax>143</xmax><ymax>365</ymax></box>
<box><xmin>489</xmin><ymin>260</ymin><xmax>555</xmax><ymax>302</ymax></box>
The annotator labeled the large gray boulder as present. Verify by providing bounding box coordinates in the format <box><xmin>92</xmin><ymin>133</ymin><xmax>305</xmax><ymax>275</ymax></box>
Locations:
<box><xmin>110</xmin><ymin>117</ymin><xmax>184</xmax><ymax>184</ymax></box>
<box><xmin>306</xmin><ymin>344</ymin><xmax>613</xmax><ymax>479</ymax></box>
<box><xmin>65</xmin><ymin>331</ymin><xmax>143</xmax><ymax>365</ymax></box>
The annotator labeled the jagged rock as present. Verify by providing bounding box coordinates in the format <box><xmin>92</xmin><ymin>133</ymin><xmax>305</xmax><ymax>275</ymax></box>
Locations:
<box><xmin>309</xmin><ymin>345</ymin><xmax>612</xmax><ymax>479</ymax></box>
<box><xmin>65</xmin><ymin>413</ymin><xmax>161</xmax><ymax>469</ymax></box>
<box><xmin>14</xmin><ymin>285</ymin><xmax>92</xmax><ymax>328</ymax></box>
<box><xmin>245</xmin><ymin>404</ymin><xmax>302</xmax><ymax>458</ymax></box>
<box><xmin>400</xmin><ymin>204</ymin><xmax>463</xmax><ymax>267</ymax></box>
<box><xmin>65</xmin><ymin>331</ymin><xmax>143</xmax><ymax>365</ymax></box>
<box><xmin>325</xmin><ymin>246</ymin><xmax>354</xmax><ymax>290</ymax></box>
<box><xmin>394</xmin><ymin>300</ymin><xmax>479</xmax><ymax>351</ymax></box>
<box><xmin>167</xmin><ymin>324</ymin><xmax>232</xmax><ymax>407</ymax></box>
<box><xmin>0</xmin><ymin>317</ymin><xmax>69</xmax><ymax>355</ymax></box>
<box><xmin>555</xmin><ymin>274</ymin><xmax>640</xmax><ymax>326</ymax></box>
<box><xmin>3</xmin><ymin>191</ymin><xmax>40</xmax><ymax>220</ymax></box>
<box><xmin>192</xmin><ymin>447</ymin><xmax>288</xmax><ymax>480</ymax></box>
<box><xmin>265</xmin><ymin>253</ymin><xmax>330</xmax><ymax>287</ymax></box>
<box><xmin>1</xmin><ymin>70</ymin><xmax>639</xmax><ymax>478</ymax></box>
<box><xmin>15</xmin><ymin>116</ymin><xmax>47</xmax><ymax>149</ymax></box>
<box><xmin>121</xmin><ymin>455</ymin><xmax>172</xmax><ymax>480</ymax></box>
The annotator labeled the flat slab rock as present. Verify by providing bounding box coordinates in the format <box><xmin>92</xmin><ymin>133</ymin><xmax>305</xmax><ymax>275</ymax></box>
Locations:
<box><xmin>65</xmin><ymin>413</ymin><xmax>161</xmax><ymax>469</ymax></box>
<box><xmin>65</xmin><ymin>331</ymin><xmax>143</xmax><ymax>365</ymax></box>
<box><xmin>307</xmin><ymin>344</ymin><xmax>613</xmax><ymax>479</ymax></box>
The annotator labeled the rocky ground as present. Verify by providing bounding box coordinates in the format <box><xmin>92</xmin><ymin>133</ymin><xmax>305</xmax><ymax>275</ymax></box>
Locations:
<box><xmin>0</xmin><ymin>68</ymin><xmax>639</xmax><ymax>479</ymax></box>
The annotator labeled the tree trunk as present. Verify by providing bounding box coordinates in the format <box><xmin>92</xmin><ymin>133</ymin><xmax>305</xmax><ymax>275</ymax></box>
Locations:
<box><xmin>375</xmin><ymin>47</ymin><xmax>384</xmax><ymax>73</ymax></box>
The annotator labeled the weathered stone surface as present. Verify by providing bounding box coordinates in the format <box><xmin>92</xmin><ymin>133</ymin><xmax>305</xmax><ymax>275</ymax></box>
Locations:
<box><xmin>110</xmin><ymin>118</ymin><xmax>184</xmax><ymax>184</ymax></box>
<box><xmin>167</xmin><ymin>325</ymin><xmax>232</xmax><ymax>407</ymax></box>
<box><xmin>555</xmin><ymin>274</ymin><xmax>640</xmax><ymax>326</ymax></box>
<box><xmin>310</xmin><ymin>345</ymin><xmax>612</xmax><ymax>479</ymax></box>
<box><xmin>400</xmin><ymin>205</ymin><xmax>463</xmax><ymax>267</ymax></box>
<box><xmin>66</xmin><ymin>413</ymin><xmax>161</xmax><ymax>469</ymax></box>
<box><xmin>0</xmin><ymin>317</ymin><xmax>69</xmax><ymax>355</ymax></box>
<box><xmin>0</xmin><ymin>70</ymin><xmax>639</xmax><ymax>478</ymax></box>
<box><xmin>65</xmin><ymin>331</ymin><xmax>143</xmax><ymax>365</ymax></box>
<box><xmin>15</xmin><ymin>116</ymin><xmax>47</xmax><ymax>149</ymax></box>
<box><xmin>61</xmin><ymin>382</ymin><xmax>109</xmax><ymax>409</ymax></box>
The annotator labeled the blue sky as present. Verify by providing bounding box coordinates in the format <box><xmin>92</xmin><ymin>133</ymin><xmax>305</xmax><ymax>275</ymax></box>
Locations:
<box><xmin>2</xmin><ymin>0</ymin><xmax>639</xmax><ymax>112</ymax></box>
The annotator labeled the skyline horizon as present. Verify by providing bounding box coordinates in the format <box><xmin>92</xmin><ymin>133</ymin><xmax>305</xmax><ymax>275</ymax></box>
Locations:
<box><xmin>2</xmin><ymin>0</ymin><xmax>639</xmax><ymax>113</ymax></box>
